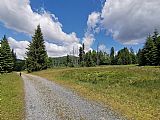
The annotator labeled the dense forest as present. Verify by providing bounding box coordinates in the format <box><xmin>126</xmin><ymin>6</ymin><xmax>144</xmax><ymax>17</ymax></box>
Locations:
<box><xmin>0</xmin><ymin>27</ymin><xmax>159</xmax><ymax>73</ymax></box>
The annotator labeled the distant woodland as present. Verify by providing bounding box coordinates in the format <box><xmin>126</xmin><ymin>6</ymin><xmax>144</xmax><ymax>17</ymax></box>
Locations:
<box><xmin>0</xmin><ymin>26</ymin><xmax>160</xmax><ymax>73</ymax></box>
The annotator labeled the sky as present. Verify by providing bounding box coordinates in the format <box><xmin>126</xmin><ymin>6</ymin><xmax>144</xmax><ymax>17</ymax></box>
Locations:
<box><xmin>0</xmin><ymin>0</ymin><xmax>160</xmax><ymax>59</ymax></box>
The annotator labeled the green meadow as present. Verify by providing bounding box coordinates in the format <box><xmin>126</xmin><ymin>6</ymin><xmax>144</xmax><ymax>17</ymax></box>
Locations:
<box><xmin>1</xmin><ymin>73</ymin><xmax>24</xmax><ymax>120</ymax></box>
<box><xmin>33</xmin><ymin>65</ymin><xmax>160</xmax><ymax>120</ymax></box>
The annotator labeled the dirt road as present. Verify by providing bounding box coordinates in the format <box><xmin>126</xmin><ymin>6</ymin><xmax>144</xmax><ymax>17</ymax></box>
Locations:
<box><xmin>22</xmin><ymin>74</ymin><xmax>125</xmax><ymax>120</ymax></box>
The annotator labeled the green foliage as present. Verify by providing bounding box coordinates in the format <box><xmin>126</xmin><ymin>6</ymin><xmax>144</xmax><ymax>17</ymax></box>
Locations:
<box><xmin>0</xmin><ymin>41</ymin><xmax>3</xmax><ymax>72</ymax></box>
<box><xmin>0</xmin><ymin>35</ymin><xmax>14</xmax><ymax>73</ymax></box>
<box><xmin>91</xmin><ymin>50</ymin><xmax>97</xmax><ymax>64</ymax></box>
<box><xmin>144</xmin><ymin>35</ymin><xmax>158</xmax><ymax>65</ymax></box>
<box><xmin>110</xmin><ymin>47</ymin><xmax>115</xmax><ymax>65</ymax></box>
<box><xmin>98</xmin><ymin>51</ymin><xmax>110</xmax><ymax>65</ymax></box>
<box><xmin>130</xmin><ymin>48</ymin><xmax>137</xmax><ymax>64</ymax></box>
<box><xmin>78</xmin><ymin>44</ymin><xmax>110</xmax><ymax>67</ymax></box>
<box><xmin>25</xmin><ymin>25</ymin><xmax>48</xmax><ymax>72</ymax></box>
<box><xmin>47</xmin><ymin>57</ymin><xmax>53</xmax><ymax>68</ymax></box>
<box><xmin>66</xmin><ymin>54</ymin><xmax>72</xmax><ymax>67</ymax></box>
<box><xmin>115</xmin><ymin>47</ymin><xmax>132</xmax><ymax>65</ymax></box>
<box><xmin>138</xmin><ymin>30</ymin><xmax>160</xmax><ymax>66</ymax></box>
<box><xmin>137</xmin><ymin>49</ymin><xmax>145</xmax><ymax>66</ymax></box>
<box><xmin>79</xmin><ymin>43</ymin><xmax>85</xmax><ymax>66</ymax></box>
<box><xmin>157</xmin><ymin>36</ymin><xmax>160</xmax><ymax>65</ymax></box>
<box><xmin>79</xmin><ymin>47</ymin><xmax>83</xmax><ymax>64</ymax></box>
<box><xmin>14</xmin><ymin>59</ymin><xmax>25</xmax><ymax>71</ymax></box>
<box><xmin>85</xmin><ymin>50</ymin><xmax>95</xmax><ymax>67</ymax></box>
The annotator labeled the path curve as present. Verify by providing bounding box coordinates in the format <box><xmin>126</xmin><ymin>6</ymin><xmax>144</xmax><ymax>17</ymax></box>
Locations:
<box><xmin>22</xmin><ymin>73</ymin><xmax>125</xmax><ymax>120</ymax></box>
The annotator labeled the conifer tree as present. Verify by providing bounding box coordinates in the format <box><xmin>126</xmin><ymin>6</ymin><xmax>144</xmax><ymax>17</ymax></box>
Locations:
<box><xmin>157</xmin><ymin>36</ymin><xmax>160</xmax><ymax>65</ymax></box>
<box><xmin>143</xmin><ymin>35</ymin><xmax>158</xmax><ymax>65</ymax></box>
<box><xmin>79</xmin><ymin>47</ymin><xmax>83</xmax><ymax>64</ymax></box>
<box><xmin>115</xmin><ymin>47</ymin><xmax>131</xmax><ymax>65</ymax></box>
<box><xmin>66</xmin><ymin>54</ymin><xmax>71</xmax><ymax>66</ymax></box>
<box><xmin>152</xmin><ymin>29</ymin><xmax>159</xmax><ymax>43</ymax></box>
<box><xmin>26</xmin><ymin>25</ymin><xmax>48</xmax><ymax>72</ymax></box>
<box><xmin>79</xmin><ymin>43</ymin><xmax>85</xmax><ymax>66</ymax></box>
<box><xmin>130</xmin><ymin>48</ymin><xmax>137</xmax><ymax>64</ymax></box>
<box><xmin>0</xmin><ymin>41</ymin><xmax>4</xmax><ymax>73</ymax></box>
<box><xmin>0</xmin><ymin>35</ymin><xmax>13</xmax><ymax>73</ymax></box>
<box><xmin>91</xmin><ymin>50</ymin><xmax>97</xmax><ymax>65</ymax></box>
<box><xmin>137</xmin><ymin>49</ymin><xmax>145</xmax><ymax>66</ymax></box>
<box><xmin>85</xmin><ymin>50</ymin><xmax>94</xmax><ymax>67</ymax></box>
<box><xmin>110</xmin><ymin>47</ymin><xmax>115</xmax><ymax>65</ymax></box>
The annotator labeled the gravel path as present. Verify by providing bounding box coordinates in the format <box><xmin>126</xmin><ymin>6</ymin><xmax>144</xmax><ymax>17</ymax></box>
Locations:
<box><xmin>22</xmin><ymin>74</ymin><xmax>125</xmax><ymax>120</ymax></box>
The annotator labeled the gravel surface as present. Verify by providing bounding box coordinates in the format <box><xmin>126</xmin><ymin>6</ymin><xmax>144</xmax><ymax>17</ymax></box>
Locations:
<box><xmin>22</xmin><ymin>74</ymin><xmax>126</xmax><ymax>120</ymax></box>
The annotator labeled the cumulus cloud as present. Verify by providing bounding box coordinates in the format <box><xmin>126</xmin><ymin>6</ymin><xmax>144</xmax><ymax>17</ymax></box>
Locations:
<box><xmin>82</xmin><ymin>33</ymin><xmax>95</xmax><ymax>51</ymax></box>
<box><xmin>0</xmin><ymin>0</ymin><xmax>79</xmax><ymax>44</ymax></box>
<box><xmin>87</xmin><ymin>12</ymin><xmax>101</xmax><ymax>33</ymax></box>
<box><xmin>101</xmin><ymin>0</ymin><xmax>160</xmax><ymax>44</ymax></box>
<box><xmin>8</xmin><ymin>37</ymin><xmax>81</xmax><ymax>59</ymax></box>
<box><xmin>98</xmin><ymin>44</ymin><xmax>109</xmax><ymax>53</ymax></box>
<box><xmin>8</xmin><ymin>37</ymin><xmax>29</xmax><ymax>59</ymax></box>
<box><xmin>0</xmin><ymin>0</ymin><xmax>82</xmax><ymax>58</ymax></box>
<box><xmin>83</xmin><ymin>12</ymin><xmax>101</xmax><ymax>51</ymax></box>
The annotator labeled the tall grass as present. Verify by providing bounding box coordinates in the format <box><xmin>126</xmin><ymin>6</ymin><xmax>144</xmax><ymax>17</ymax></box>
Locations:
<box><xmin>1</xmin><ymin>73</ymin><xmax>24</xmax><ymax>120</ymax></box>
<box><xmin>33</xmin><ymin>66</ymin><xmax>160</xmax><ymax>120</ymax></box>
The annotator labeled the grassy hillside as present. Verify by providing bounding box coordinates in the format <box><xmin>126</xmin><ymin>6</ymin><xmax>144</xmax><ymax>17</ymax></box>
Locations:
<box><xmin>1</xmin><ymin>73</ymin><xmax>24</xmax><ymax>120</ymax></box>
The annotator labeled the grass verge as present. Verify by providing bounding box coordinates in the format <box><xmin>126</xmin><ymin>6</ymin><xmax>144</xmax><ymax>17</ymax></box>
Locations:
<box><xmin>1</xmin><ymin>73</ymin><xmax>24</xmax><ymax>120</ymax></box>
<box><xmin>32</xmin><ymin>65</ymin><xmax>160</xmax><ymax>120</ymax></box>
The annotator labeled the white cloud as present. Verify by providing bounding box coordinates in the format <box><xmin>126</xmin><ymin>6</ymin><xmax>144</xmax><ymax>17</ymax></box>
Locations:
<box><xmin>98</xmin><ymin>44</ymin><xmax>109</xmax><ymax>53</ymax></box>
<box><xmin>45</xmin><ymin>41</ymin><xmax>81</xmax><ymax>57</ymax></box>
<box><xmin>8</xmin><ymin>37</ymin><xmax>81</xmax><ymax>59</ymax></box>
<box><xmin>0</xmin><ymin>0</ymin><xmax>82</xmax><ymax>59</ymax></box>
<box><xmin>87</xmin><ymin>12</ymin><xmax>101</xmax><ymax>33</ymax></box>
<box><xmin>83</xmin><ymin>12</ymin><xmax>100</xmax><ymax>51</ymax></box>
<box><xmin>101</xmin><ymin>0</ymin><xmax>160</xmax><ymax>44</ymax></box>
<box><xmin>82</xmin><ymin>33</ymin><xmax>95</xmax><ymax>51</ymax></box>
<box><xmin>0</xmin><ymin>0</ymin><xmax>80</xmax><ymax>45</ymax></box>
<box><xmin>8</xmin><ymin>37</ymin><xmax>29</xmax><ymax>60</ymax></box>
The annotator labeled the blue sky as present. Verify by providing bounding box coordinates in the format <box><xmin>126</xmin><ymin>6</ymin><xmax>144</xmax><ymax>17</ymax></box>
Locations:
<box><xmin>0</xmin><ymin>0</ymin><xmax>159</xmax><ymax>59</ymax></box>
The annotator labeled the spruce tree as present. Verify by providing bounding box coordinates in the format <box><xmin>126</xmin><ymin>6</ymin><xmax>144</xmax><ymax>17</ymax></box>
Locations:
<box><xmin>0</xmin><ymin>35</ymin><xmax>13</xmax><ymax>73</ymax></box>
<box><xmin>137</xmin><ymin>49</ymin><xmax>145</xmax><ymax>66</ymax></box>
<box><xmin>157</xmin><ymin>36</ymin><xmax>160</xmax><ymax>65</ymax></box>
<box><xmin>115</xmin><ymin>47</ymin><xmax>131</xmax><ymax>65</ymax></box>
<box><xmin>26</xmin><ymin>25</ymin><xmax>48</xmax><ymax>72</ymax></box>
<box><xmin>130</xmin><ymin>48</ymin><xmax>137</xmax><ymax>64</ymax></box>
<box><xmin>143</xmin><ymin>35</ymin><xmax>158</xmax><ymax>65</ymax></box>
<box><xmin>152</xmin><ymin>29</ymin><xmax>159</xmax><ymax>43</ymax></box>
<box><xmin>79</xmin><ymin>47</ymin><xmax>83</xmax><ymax>64</ymax></box>
<box><xmin>110</xmin><ymin>47</ymin><xmax>115</xmax><ymax>65</ymax></box>
<box><xmin>79</xmin><ymin>43</ymin><xmax>85</xmax><ymax>66</ymax></box>
<box><xmin>0</xmin><ymin>41</ymin><xmax>4</xmax><ymax>73</ymax></box>
<box><xmin>66</xmin><ymin>54</ymin><xmax>71</xmax><ymax>66</ymax></box>
<box><xmin>85</xmin><ymin>50</ymin><xmax>94</xmax><ymax>67</ymax></box>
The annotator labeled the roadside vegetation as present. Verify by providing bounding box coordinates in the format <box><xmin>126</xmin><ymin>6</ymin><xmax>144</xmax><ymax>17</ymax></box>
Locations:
<box><xmin>33</xmin><ymin>65</ymin><xmax>160</xmax><ymax>120</ymax></box>
<box><xmin>1</xmin><ymin>73</ymin><xmax>24</xmax><ymax>120</ymax></box>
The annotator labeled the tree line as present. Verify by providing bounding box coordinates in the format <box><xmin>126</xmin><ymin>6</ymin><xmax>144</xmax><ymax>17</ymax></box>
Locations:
<box><xmin>0</xmin><ymin>26</ymin><xmax>159</xmax><ymax>73</ymax></box>
<box><xmin>74</xmin><ymin>29</ymin><xmax>160</xmax><ymax>67</ymax></box>
<box><xmin>76</xmin><ymin>44</ymin><xmax>137</xmax><ymax>67</ymax></box>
